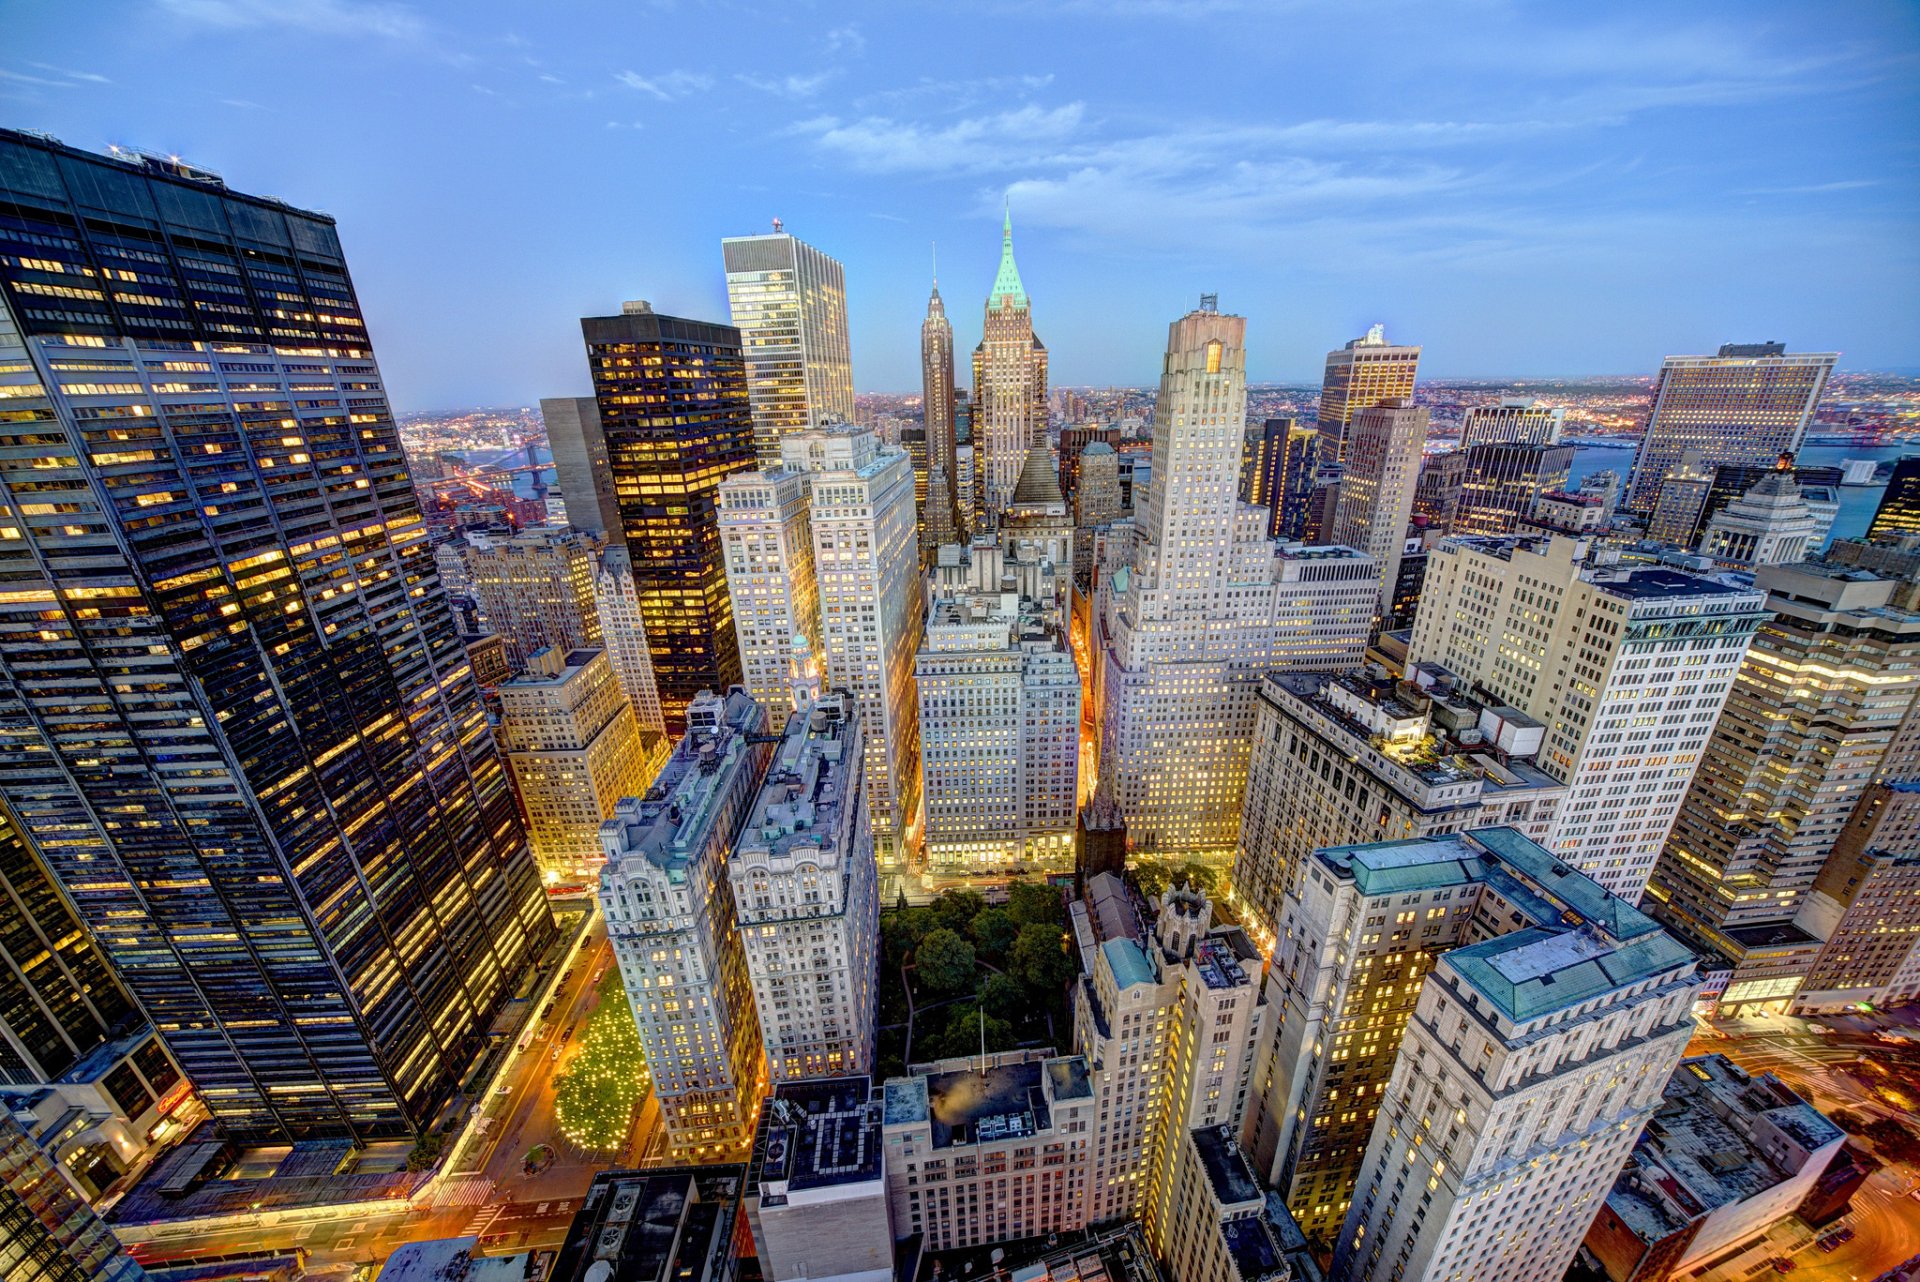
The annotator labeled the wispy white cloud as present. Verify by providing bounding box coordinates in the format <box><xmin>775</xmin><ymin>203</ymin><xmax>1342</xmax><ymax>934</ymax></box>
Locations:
<box><xmin>737</xmin><ymin>71</ymin><xmax>837</xmax><ymax>99</ymax></box>
<box><xmin>793</xmin><ymin>103</ymin><xmax>1087</xmax><ymax>173</ymax></box>
<box><xmin>156</xmin><ymin>0</ymin><xmax>426</xmax><ymax>41</ymax></box>
<box><xmin>1740</xmin><ymin>179</ymin><xmax>1882</xmax><ymax>196</ymax></box>
<box><xmin>614</xmin><ymin>68</ymin><xmax>713</xmax><ymax>100</ymax></box>
<box><xmin>30</xmin><ymin>63</ymin><xmax>111</xmax><ymax>84</ymax></box>
<box><xmin>825</xmin><ymin>25</ymin><xmax>865</xmax><ymax>56</ymax></box>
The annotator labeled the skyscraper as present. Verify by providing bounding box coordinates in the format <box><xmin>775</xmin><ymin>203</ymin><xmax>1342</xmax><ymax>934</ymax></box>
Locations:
<box><xmin>730</xmin><ymin>690</ymin><xmax>877</xmax><ymax>1082</ymax></box>
<box><xmin>582</xmin><ymin>301</ymin><xmax>757</xmax><ymax>733</ymax></box>
<box><xmin>0</xmin><ymin>129</ymin><xmax>553</xmax><ymax>1141</ymax></box>
<box><xmin>0</xmin><ymin>1111</ymin><xmax>145</xmax><ymax>1281</ymax></box>
<box><xmin>591</xmin><ymin>545</ymin><xmax>668</xmax><ymax>738</ymax></box>
<box><xmin>459</xmin><ymin>523</ymin><xmax>603</xmax><ymax>670</ymax></box>
<box><xmin>1644</xmin><ymin>561</ymin><xmax>1920</xmax><ymax>1014</ymax></box>
<box><xmin>1696</xmin><ymin>470</ymin><xmax>1820</xmax><ymax>569</ymax></box>
<box><xmin>1867</xmin><ymin>456</ymin><xmax>1920</xmax><ymax>541</ymax></box>
<box><xmin>1625</xmin><ymin>344</ymin><xmax>1838</xmax><ymax>513</ymax></box>
<box><xmin>1328</xmin><ymin>399</ymin><xmax>1427</xmax><ymax>613</ymax></box>
<box><xmin>1242</xmin><ymin>417</ymin><xmax>1318</xmax><ymax>540</ymax></box>
<box><xmin>971</xmin><ymin>212</ymin><xmax>1048</xmax><ymax>516</ymax></box>
<box><xmin>921</xmin><ymin>274</ymin><xmax>962</xmax><ymax>543</ymax></box>
<box><xmin>1316</xmin><ymin>325</ymin><xmax>1420</xmax><ymax>465</ymax></box>
<box><xmin>723</xmin><ymin>227</ymin><xmax>854</xmax><ymax>465</ymax></box>
<box><xmin>1317</xmin><ymin>830</ymin><xmax>1701</xmax><ymax>1282</ymax></box>
<box><xmin>1457</xmin><ymin>396</ymin><xmax>1565</xmax><ymax>448</ymax></box>
<box><xmin>1407</xmin><ymin>535</ymin><xmax>1768</xmax><ymax>899</ymax></box>
<box><xmin>0</xmin><ymin>806</ymin><xmax>135</xmax><ymax>1085</ymax></box>
<box><xmin>541</xmin><ymin>395</ymin><xmax>624</xmax><ymax>541</ymax></box>
<box><xmin>1452</xmin><ymin>440</ymin><xmax>1575</xmax><ymax>536</ymax></box>
<box><xmin>600</xmin><ymin>689</ymin><xmax>773</xmax><ymax>1161</ymax></box>
<box><xmin>718</xmin><ymin>467</ymin><xmax>819</xmax><ymax>719</ymax></box>
<box><xmin>1098</xmin><ymin>300</ymin><xmax>1376</xmax><ymax>856</ymax></box>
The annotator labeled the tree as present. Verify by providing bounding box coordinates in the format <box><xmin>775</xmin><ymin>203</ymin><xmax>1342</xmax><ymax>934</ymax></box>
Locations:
<box><xmin>931</xmin><ymin>889</ymin><xmax>986</xmax><ymax>934</ymax></box>
<box><xmin>970</xmin><ymin>908</ymin><xmax>1020</xmax><ymax>960</ymax></box>
<box><xmin>1863</xmin><ymin>1118</ymin><xmax>1920</xmax><ymax>1166</ymax></box>
<box><xmin>881</xmin><ymin>906</ymin><xmax>936</xmax><ymax>960</ymax></box>
<box><xmin>1129</xmin><ymin>862</ymin><xmax>1170</xmax><ymax>900</ymax></box>
<box><xmin>935</xmin><ymin>1004</ymin><xmax>1015</xmax><ymax>1059</ymax></box>
<box><xmin>980</xmin><ymin>972</ymin><xmax>1025</xmax><ymax>1021</ymax></box>
<box><xmin>915</xmin><ymin>928</ymin><xmax>977</xmax><ymax>995</ymax></box>
<box><xmin>1006</xmin><ymin>881</ymin><xmax>1064</xmax><ymax>928</ymax></box>
<box><xmin>1177</xmin><ymin>862</ymin><xmax>1220</xmax><ymax>898</ymax></box>
<box><xmin>1009</xmin><ymin>923</ymin><xmax>1078</xmax><ymax>995</ymax></box>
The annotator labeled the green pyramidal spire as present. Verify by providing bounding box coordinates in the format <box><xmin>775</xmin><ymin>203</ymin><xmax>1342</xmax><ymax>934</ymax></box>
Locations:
<box><xmin>989</xmin><ymin>205</ymin><xmax>1028</xmax><ymax>310</ymax></box>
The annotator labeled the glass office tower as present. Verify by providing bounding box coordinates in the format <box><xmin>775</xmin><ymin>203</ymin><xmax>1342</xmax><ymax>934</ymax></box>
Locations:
<box><xmin>0</xmin><ymin>129</ymin><xmax>554</xmax><ymax>1141</ymax></box>
<box><xmin>581</xmin><ymin>302</ymin><xmax>756</xmax><ymax>734</ymax></box>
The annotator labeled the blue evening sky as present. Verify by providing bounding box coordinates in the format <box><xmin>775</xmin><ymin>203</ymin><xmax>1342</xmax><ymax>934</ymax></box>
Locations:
<box><xmin>5</xmin><ymin>1</ymin><xmax>1917</xmax><ymax>407</ymax></box>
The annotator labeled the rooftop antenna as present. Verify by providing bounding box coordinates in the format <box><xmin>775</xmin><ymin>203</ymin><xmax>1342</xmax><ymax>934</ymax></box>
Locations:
<box><xmin>931</xmin><ymin>240</ymin><xmax>938</xmax><ymax>286</ymax></box>
<box><xmin>1199</xmin><ymin>293</ymin><xmax>1218</xmax><ymax>313</ymax></box>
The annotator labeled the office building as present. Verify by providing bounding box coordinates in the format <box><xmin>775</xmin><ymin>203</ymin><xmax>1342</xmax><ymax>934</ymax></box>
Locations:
<box><xmin>718</xmin><ymin>467</ymin><xmax>820</xmax><ymax>718</ymax></box>
<box><xmin>541</xmin><ymin>395</ymin><xmax>624</xmax><ymax>541</ymax></box>
<box><xmin>1581</xmin><ymin>469</ymin><xmax>1623</xmax><ymax>518</ymax></box>
<box><xmin>1411</xmin><ymin>451</ymin><xmax>1467</xmax><ymax>534</ymax></box>
<box><xmin>972</xmin><ymin>212</ymin><xmax>1049</xmax><ymax>516</ymax></box>
<box><xmin>1695</xmin><ymin>458</ymin><xmax>1844</xmax><ymax>546</ymax></box>
<box><xmin>1643</xmin><ymin>561</ymin><xmax>1920</xmax><ymax>1013</ymax></box>
<box><xmin>1069</xmin><ymin>877</ymin><xmax>1264</xmax><ymax>1247</ymax></box>
<box><xmin>1625</xmin><ymin>345</ymin><xmax>1838</xmax><ymax>513</ymax></box>
<box><xmin>1868</xmin><ymin>456</ymin><xmax>1920</xmax><ymax>541</ymax></box>
<box><xmin>1406</xmin><ymin>535</ymin><xmax>1767</xmax><ymax>898</ymax></box>
<box><xmin>1527</xmin><ymin>490</ymin><xmax>1610</xmax><ymax>534</ymax></box>
<box><xmin>1098</xmin><ymin>301</ymin><xmax>1375</xmax><ymax>858</ymax></box>
<box><xmin>1697</xmin><ymin>470</ymin><xmax>1819</xmax><ymax>569</ymax></box>
<box><xmin>593</xmin><ymin>546</ymin><xmax>669</xmax><ymax>738</ymax></box>
<box><xmin>1302</xmin><ymin>830</ymin><xmax>1701</xmax><ymax>1282</ymax></box>
<box><xmin>1452</xmin><ymin>441</ymin><xmax>1574</xmax><ymax>537</ymax></box>
<box><xmin>1458</xmin><ymin>397</ymin><xmax>1564</xmax><ymax>448</ymax></box>
<box><xmin>902</xmin><ymin>422</ymin><xmax>930</xmax><ymax>559</ymax></box>
<box><xmin>0</xmin><ymin>1111</ymin><xmax>145</xmax><ymax>1281</ymax></box>
<box><xmin>1077</xmin><ymin>440</ymin><xmax>1124</xmax><ymax>529</ymax></box>
<box><xmin>1327</xmin><ymin>399</ymin><xmax>1427</xmax><ymax>612</ymax></box>
<box><xmin>881</xmin><ymin>1049</ymin><xmax>1096</xmax><ymax>1252</ymax></box>
<box><xmin>917</xmin><ymin>587</ymin><xmax>1079</xmax><ymax>871</ymax></box>
<box><xmin>0</xmin><ymin>1024</ymin><xmax>189</xmax><ymax>1202</ymax></box>
<box><xmin>736</xmin><ymin>425</ymin><xmax>922</xmax><ymax>866</ymax></box>
<box><xmin>1230</xmin><ymin>670</ymin><xmax>1565</xmax><ymax>943</ymax></box>
<box><xmin>746</xmin><ymin>1078</ymin><xmax>892</xmax><ymax>1282</ymax></box>
<box><xmin>1003</xmin><ymin>445</ymin><xmax>1076</xmax><ymax>608</ymax></box>
<box><xmin>0</xmin><ymin>129</ymin><xmax>553</xmax><ymax>1141</ymax></box>
<box><xmin>600</xmin><ymin>690</ymin><xmax>773</xmax><ymax>1160</ymax></box>
<box><xmin>1580</xmin><ymin>1055</ymin><xmax>1843</xmax><ymax>1282</ymax></box>
<box><xmin>0</xmin><ymin>808</ymin><xmax>136</xmax><ymax>1086</ymax></box>
<box><xmin>1644</xmin><ymin>450</ymin><xmax>1715</xmax><ymax>546</ymax></box>
<box><xmin>1242</xmin><ymin>418</ymin><xmax>1317</xmax><ymax>541</ymax></box>
<box><xmin>1060</xmin><ymin>424</ymin><xmax>1121</xmax><ymax>503</ymax></box>
<box><xmin>461</xmin><ymin>524</ymin><xmax>603</xmax><ymax>670</ymax></box>
<box><xmin>582</xmin><ymin>301</ymin><xmax>757</xmax><ymax>733</ymax></box>
<box><xmin>1316</xmin><ymin>326</ymin><xmax>1420</xmax><ymax>464</ymax></box>
<box><xmin>499</xmin><ymin>647</ymin><xmax>665</xmax><ymax>885</ymax></box>
<box><xmin>1165</xmin><ymin>1126</ymin><xmax>1314</xmax><ymax>1282</ymax></box>
<box><xmin>723</xmin><ymin>227</ymin><xmax>854</xmax><ymax>465</ymax></box>
<box><xmin>922</xmin><ymin>276</ymin><xmax>962</xmax><ymax>545</ymax></box>
<box><xmin>731</xmin><ymin>692</ymin><xmax>878</xmax><ymax>1082</ymax></box>
<box><xmin>553</xmin><ymin>1166</ymin><xmax>746</xmax><ymax>1282</ymax></box>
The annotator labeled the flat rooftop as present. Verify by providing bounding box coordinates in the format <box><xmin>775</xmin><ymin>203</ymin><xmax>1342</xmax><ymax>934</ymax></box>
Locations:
<box><xmin>749</xmin><ymin>1077</ymin><xmax>881</xmax><ymax>1201</ymax></box>
<box><xmin>1191</xmin><ymin>1126</ymin><xmax>1262</xmax><ymax>1207</ymax></box>
<box><xmin>741</xmin><ymin>695</ymin><xmax>857</xmax><ymax>861</ymax></box>
<box><xmin>551</xmin><ymin>1166</ymin><xmax>744</xmax><ymax>1282</ymax></box>
<box><xmin>601</xmin><ymin>689</ymin><xmax>761</xmax><ymax>876</ymax></box>
<box><xmin>885</xmin><ymin>1055</ymin><xmax>1091</xmax><ymax>1149</ymax></box>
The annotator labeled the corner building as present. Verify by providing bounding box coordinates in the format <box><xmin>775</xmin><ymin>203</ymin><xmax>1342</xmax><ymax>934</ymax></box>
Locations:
<box><xmin>0</xmin><ymin>131</ymin><xmax>552</xmax><ymax>1141</ymax></box>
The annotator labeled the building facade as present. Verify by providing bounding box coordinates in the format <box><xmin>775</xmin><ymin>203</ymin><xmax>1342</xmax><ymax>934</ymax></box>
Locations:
<box><xmin>0</xmin><ymin>1111</ymin><xmax>145</xmax><ymax>1281</ymax></box>
<box><xmin>1406</xmin><ymin>535</ymin><xmax>1768</xmax><ymax>899</ymax></box>
<box><xmin>921</xmin><ymin>277</ymin><xmax>962</xmax><ymax>546</ymax></box>
<box><xmin>1697</xmin><ymin>471</ymin><xmax>1819</xmax><ymax>570</ymax></box>
<box><xmin>1457</xmin><ymin>397</ymin><xmax>1564</xmax><ymax>448</ymax></box>
<box><xmin>745</xmin><ymin>1078</ymin><xmax>893</xmax><ymax>1282</ymax></box>
<box><xmin>599</xmin><ymin>690</ymin><xmax>772</xmax><ymax>1161</ymax></box>
<box><xmin>591</xmin><ymin>545</ymin><xmax>668</xmax><ymax>738</ymax></box>
<box><xmin>498</xmin><ymin>646</ymin><xmax>665</xmax><ymax>885</ymax></box>
<box><xmin>722</xmin><ymin>228</ymin><xmax>854</xmax><ymax>465</ymax></box>
<box><xmin>718</xmin><ymin>467</ymin><xmax>819</xmax><ymax>719</ymax></box>
<box><xmin>0</xmin><ymin>129</ymin><xmax>553</xmax><ymax>1141</ymax></box>
<box><xmin>1311</xmin><ymin>830</ymin><xmax>1702</xmax><ymax>1282</ymax></box>
<box><xmin>460</xmin><ymin>523</ymin><xmax>603</xmax><ymax>670</ymax></box>
<box><xmin>1316</xmin><ymin>326</ymin><xmax>1420</xmax><ymax>465</ymax></box>
<box><xmin>730</xmin><ymin>692</ymin><xmax>878</xmax><ymax>1083</ymax></box>
<box><xmin>582</xmin><ymin>302</ymin><xmax>757</xmax><ymax>733</ymax></box>
<box><xmin>971</xmin><ymin>213</ymin><xmax>1048</xmax><ymax>518</ymax></box>
<box><xmin>1625</xmin><ymin>344</ymin><xmax>1838</xmax><ymax>513</ymax></box>
<box><xmin>1452</xmin><ymin>441</ymin><xmax>1574</xmax><ymax>537</ymax></box>
<box><xmin>1327</xmin><ymin>399</ymin><xmax>1427</xmax><ymax>614</ymax></box>
<box><xmin>541</xmin><ymin>395</ymin><xmax>624</xmax><ymax>541</ymax></box>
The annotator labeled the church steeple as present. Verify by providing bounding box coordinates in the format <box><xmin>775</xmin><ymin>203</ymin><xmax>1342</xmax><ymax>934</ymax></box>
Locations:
<box><xmin>989</xmin><ymin>205</ymin><xmax>1028</xmax><ymax>310</ymax></box>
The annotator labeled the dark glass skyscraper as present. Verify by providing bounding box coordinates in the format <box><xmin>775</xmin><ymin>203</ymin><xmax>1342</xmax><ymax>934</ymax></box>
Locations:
<box><xmin>582</xmin><ymin>303</ymin><xmax>756</xmax><ymax>734</ymax></box>
<box><xmin>1868</xmin><ymin>456</ymin><xmax>1920</xmax><ymax>541</ymax></box>
<box><xmin>0</xmin><ymin>130</ymin><xmax>553</xmax><ymax>1141</ymax></box>
<box><xmin>0</xmin><ymin>1111</ymin><xmax>144</xmax><ymax>1280</ymax></box>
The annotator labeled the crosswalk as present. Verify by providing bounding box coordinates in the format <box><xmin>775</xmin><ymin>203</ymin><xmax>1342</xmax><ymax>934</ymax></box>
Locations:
<box><xmin>460</xmin><ymin>1204</ymin><xmax>505</xmax><ymax>1238</ymax></box>
<box><xmin>437</xmin><ymin>1176</ymin><xmax>496</xmax><ymax>1210</ymax></box>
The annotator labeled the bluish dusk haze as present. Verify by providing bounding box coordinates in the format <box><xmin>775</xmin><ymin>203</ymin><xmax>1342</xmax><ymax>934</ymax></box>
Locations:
<box><xmin>4</xmin><ymin>0</ymin><xmax>1915</xmax><ymax>407</ymax></box>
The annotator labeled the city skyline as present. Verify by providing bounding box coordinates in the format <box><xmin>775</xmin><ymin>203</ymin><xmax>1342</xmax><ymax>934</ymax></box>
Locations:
<box><xmin>3</xmin><ymin>2</ymin><xmax>1914</xmax><ymax>408</ymax></box>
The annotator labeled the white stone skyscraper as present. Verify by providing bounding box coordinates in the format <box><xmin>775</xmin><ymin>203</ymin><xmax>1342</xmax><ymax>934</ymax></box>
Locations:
<box><xmin>1407</xmin><ymin>535</ymin><xmax>1769</xmax><ymax>899</ymax></box>
<box><xmin>972</xmin><ymin>211</ymin><xmax>1048</xmax><ymax>517</ymax></box>
<box><xmin>592</xmin><ymin>546</ymin><xmax>668</xmax><ymax>739</ymax></box>
<box><xmin>723</xmin><ymin>225</ymin><xmax>855</xmax><ymax>465</ymax></box>
<box><xmin>1458</xmin><ymin>396</ymin><xmax>1565</xmax><ymax>448</ymax></box>
<box><xmin>1097</xmin><ymin>300</ymin><xmax>1375</xmax><ymax>858</ymax></box>
<box><xmin>719</xmin><ymin>425</ymin><xmax>923</xmax><ymax>868</ymax></box>
<box><xmin>730</xmin><ymin>690</ymin><xmax>877</xmax><ymax>1082</ymax></box>
<box><xmin>718</xmin><ymin>468</ymin><xmax>820</xmax><ymax>718</ymax></box>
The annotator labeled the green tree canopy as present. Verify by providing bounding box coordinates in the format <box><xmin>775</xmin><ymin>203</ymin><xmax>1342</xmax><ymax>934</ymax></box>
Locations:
<box><xmin>931</xmin><ymin>889</ymin><xmax>986</xmax><ymax>933</ymax></box>
<box><xmin>980</xmin><ymin>972</ymin><xmax>1026</xmax><ymax>1020</ymax></box>
<box><xmin>969</xmin><ymin>907</ymin><xmax>1020</xmax><ymax>960</ymax></box>
<box><xmin>1006</xmin><ymin>881</ymin><xmax>1064</xmax><ymax>928</ymax></box>
<box><xmin>1009</xmin><ymin>922</ymin><xmax>1078</xmax><ymax>995</ymax></box>
<box><xmin>915</xmin><ymin>928</ymin><xmax>977</xmax><ymax>995</ymax></box>
<box><xmin>934</xmin><ymin>1004</ymin><xmax>1016</xmax><ymax>1059</ymax></box>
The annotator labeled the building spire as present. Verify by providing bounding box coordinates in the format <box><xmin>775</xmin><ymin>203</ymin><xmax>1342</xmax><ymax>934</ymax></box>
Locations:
<box><xmin>988</xmin><ymin>203</ymin><xmax>1028</xmax><ymax>310</ymax></box>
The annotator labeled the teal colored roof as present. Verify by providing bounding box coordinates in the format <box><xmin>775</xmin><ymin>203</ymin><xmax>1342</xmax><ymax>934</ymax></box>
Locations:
<box><xmin>989</xmin><ymin>208</ymin><xmax>1028</xmax><ymax>309</ymax></box>
<box><xmin>1102</xmin><ymin>938</ymin><xmax>1156</xmax><ymax>990</ymax></box>
<box><xmin>1447</xmin><ymin>927</ymin><xmax>1695</xmax><ymax>1024</ymax></box>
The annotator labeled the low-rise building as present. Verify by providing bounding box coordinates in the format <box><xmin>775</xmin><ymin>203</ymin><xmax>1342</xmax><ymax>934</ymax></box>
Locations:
<box><xmin>1580</xmin><ymin>1055</ymin><xmax>1843</xmax><ymax>1282</ymax></box>
<box><xmin>553</xmin><ymin>1166</ymin><xmax>746</xmax><ymax>1282</ymax></box>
